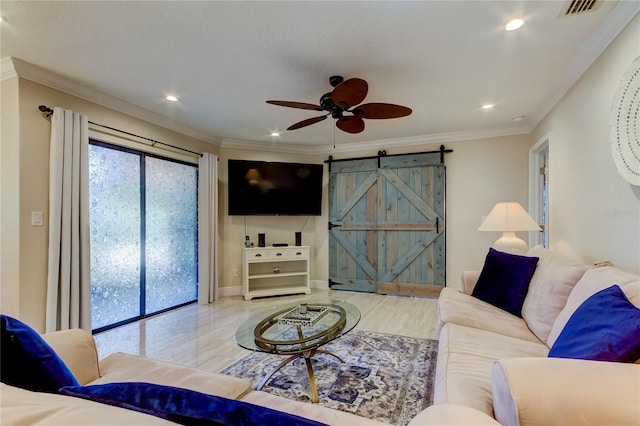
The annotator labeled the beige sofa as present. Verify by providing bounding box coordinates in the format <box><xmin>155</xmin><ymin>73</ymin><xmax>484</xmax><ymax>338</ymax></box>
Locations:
<box><xmin>434</xmin><ymin>246</ymin><xmax>640</xmax><ymax>425</ymax></box>
<box><xmin>1</xmin><ymin>326</ymin><xmax>391</xmax><ymax>425</ymax></box>
<box><xmin>1</xmin><ymin>325</ymin><xmax>501</xmax><ymax>425</ymax></box>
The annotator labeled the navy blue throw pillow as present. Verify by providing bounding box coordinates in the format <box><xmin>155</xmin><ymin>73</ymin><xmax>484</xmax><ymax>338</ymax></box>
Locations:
<box><xmin>0</xmin><ymin>314</ymin><xmax>79</xmax><ymax>392</ymax></box>
<box><xmin>471</xmin><ymin>248</ymin><xmax>539</xmax><ymax>317</ymax></box>
<box><xmin>60</xmin><ymin>382</ymin><xmax>327</xmax><ymax>426</ymax></box>
<box><xmin>548</xmin><ymin>285</ymin><xmax>640</xmax><ymax>362</ymax></box>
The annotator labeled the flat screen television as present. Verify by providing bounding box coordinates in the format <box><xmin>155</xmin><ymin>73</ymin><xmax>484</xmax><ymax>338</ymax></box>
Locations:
<box><xmin>227</xmin><ymin>159</ymin><xmax>323</xmax><ymax>216</ymax></box>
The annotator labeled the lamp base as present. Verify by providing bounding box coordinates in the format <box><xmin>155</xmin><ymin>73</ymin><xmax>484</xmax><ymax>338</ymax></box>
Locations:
<box><xmin>493</xmin><ymin>231</ymin><xmax>528</xmax><ymax>255</ymax></box>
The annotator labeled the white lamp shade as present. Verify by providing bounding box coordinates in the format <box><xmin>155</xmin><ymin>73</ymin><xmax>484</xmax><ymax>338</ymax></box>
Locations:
<box><xmin>478</xmin><ymin>202</ymin><xmax>541</xmax><ymax>255</ymax></box>
<box><xmin>478</xmin><ymin>202</ymin><xmax>541</xmax><ymax>232</ymax></box>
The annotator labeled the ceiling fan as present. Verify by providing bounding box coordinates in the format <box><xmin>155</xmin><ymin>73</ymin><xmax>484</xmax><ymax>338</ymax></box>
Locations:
<box><xmin>266</xmin><ymin>76</ymin><xmax>412</xmax><ymax>134</ymax></box>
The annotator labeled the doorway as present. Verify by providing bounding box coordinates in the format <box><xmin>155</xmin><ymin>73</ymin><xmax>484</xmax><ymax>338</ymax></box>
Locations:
<box><xmin>328</xmin><ymin>151</ymin><xmax>446</xmax><ymax>297</ymax></box>
<box><xmin>529</xmin><ymin>135</ymin><xmax>549</xmax><ymax>248</ymax></box>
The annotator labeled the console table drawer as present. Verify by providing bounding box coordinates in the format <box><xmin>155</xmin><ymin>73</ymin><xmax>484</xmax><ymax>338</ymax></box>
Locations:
<box><xmin>247</xmin><ymin>247</ymin><xmax>309</xmax><ymax>260</ymax></box>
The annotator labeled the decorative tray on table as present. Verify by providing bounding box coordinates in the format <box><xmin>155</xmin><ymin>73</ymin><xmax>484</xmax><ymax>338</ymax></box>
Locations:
<box><xmin>277</xmin><ymin>304</ymin><xmax>330</xmax><ymax>327</ymax></box>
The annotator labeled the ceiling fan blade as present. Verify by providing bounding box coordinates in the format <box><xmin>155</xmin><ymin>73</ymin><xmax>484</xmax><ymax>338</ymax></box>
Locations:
<box><xmin>336</xmin><ymin>116</ymin><xmax>365</xmax><ymax>134</ymax></box>
<box><xmin>266</xmin><ymin>100</ymin><xmax>324</xmax><ymax>111</ymax></box>
<box><xmin>287</xmin><ymin>115</ymin><xmax>328</xmax><ymax>130</ymax></box>
<box><xmin>331</xmin><ymin>78</ymin><xmax>368</xmax><ymax>109</ymax></box>
<box><xmin>353</xmin><ymin>103</ymin><xmax>412</xmax><ymax>119</ymax></box>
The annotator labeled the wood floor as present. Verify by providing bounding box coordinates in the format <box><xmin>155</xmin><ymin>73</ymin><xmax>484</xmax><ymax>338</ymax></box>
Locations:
<box><xmin>93</xmin><ymin>289</ymin><xmax>439</xmax><ymax>375</ymax></box>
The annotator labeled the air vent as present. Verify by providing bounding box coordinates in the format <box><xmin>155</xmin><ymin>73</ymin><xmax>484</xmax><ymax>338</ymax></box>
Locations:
<box><xmin>562</xmin><ymin>0</ymin><xmax>599</xmax><ymax>15</ymax></box>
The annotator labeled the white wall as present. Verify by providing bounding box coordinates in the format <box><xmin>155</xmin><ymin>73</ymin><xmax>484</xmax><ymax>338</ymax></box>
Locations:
<box><xmin>1</xmin><ymin>76</ymin><xmax>21</xmax><ymax>317</ymax></box>
<box><xmin>532</xmin><ymin>13</ymin><xmax>640</xmax><ymax>273</ymax></box>
<box><xmin>218</xmin><ymin>134</ymin><xmax>532</xmax><ymax>293</ymax></box>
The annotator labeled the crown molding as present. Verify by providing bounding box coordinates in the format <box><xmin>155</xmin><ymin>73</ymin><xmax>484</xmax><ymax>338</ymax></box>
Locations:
<box><xmin>220</xmin><ymin>138</ymin><xmax>320</xmax><ymax>154</ymax></box>
<box><xmin>323</xmin><ymin>127</ymin><xmax>530</xmax><ymax>155</ymax></box>
<box><xmin>8</xmin><ymin>57</ymin><xmax>221</xmax><ymax>146</ymax></box>
<box><xmin>1</xmin><ymin>57</ymin><xmax>17</xmax><ymax>81</ymax></box>
<box><xmin>221</xmin><ymin>125</ymin><xmax>529</xmax><ymax>155</ymax></box>
<box><xmin>527</xmin><ymin>2</ymin><xmax>640</xmax><ymax>129</ymax></box>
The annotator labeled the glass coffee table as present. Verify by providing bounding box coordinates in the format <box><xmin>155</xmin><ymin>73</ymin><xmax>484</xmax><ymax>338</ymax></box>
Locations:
<box><xmin>235</xmin><ymin>299</ymin><xmax>360</xmax><ymax>403</ymax></box>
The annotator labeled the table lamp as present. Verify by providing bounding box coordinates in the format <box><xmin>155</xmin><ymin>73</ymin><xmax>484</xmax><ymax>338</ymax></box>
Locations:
<box><xmin>478</xmin><ymin>202</ymin><xmax>541</xmax><ymax>255</ymax></box>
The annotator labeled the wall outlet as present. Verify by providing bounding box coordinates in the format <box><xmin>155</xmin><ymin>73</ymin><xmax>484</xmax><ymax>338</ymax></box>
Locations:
<box><xmin>233</xmin><ymin>267</ymin><xmax>241</xmax><ymax>277</ymax></box>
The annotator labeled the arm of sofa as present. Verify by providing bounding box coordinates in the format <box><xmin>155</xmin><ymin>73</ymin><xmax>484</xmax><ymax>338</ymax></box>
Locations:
<box><xmin>492</xmin><ymin>357</ymin><xmax>640</xmax><ymax>426</ymax></box>
<box><xmin>41</xmin><ymin>329</ymin><xmax>101</xmax><ymax>385</ymax></box>
<box><xmin>461</xmin><ymin>270</ymin><xmax>481</xmax><ymax>294</ymax></box>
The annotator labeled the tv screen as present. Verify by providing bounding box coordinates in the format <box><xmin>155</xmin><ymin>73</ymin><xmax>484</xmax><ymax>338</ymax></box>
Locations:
<box><xmin>228</xmin><ymin>159</ymin><xmax>323</xmax><ymax>216</ymax></box>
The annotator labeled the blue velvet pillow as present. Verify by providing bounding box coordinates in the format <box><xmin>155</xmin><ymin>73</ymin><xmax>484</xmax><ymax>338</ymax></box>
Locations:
<box><xmin>0</xmin><ymin>314</ymin><xmax>79</xmax><ymax>392</ymax></box>
<box><xmin>471</xmin><ymin>248</ymin><xmax>539</xmax><ymax>317</ymax></box>
<box><xmin>548</xmin><ymin>285</ymin><xmax>640</xmax><ymax>362</ymax></box>
<box><xmin>60</xmin><ymin>382</ymin><xmax>327</xmax><ymax>426</ymax></box>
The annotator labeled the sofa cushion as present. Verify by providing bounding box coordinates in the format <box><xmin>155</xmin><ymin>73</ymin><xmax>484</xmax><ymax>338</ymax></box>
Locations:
<box><xmin>60</xmin><ymin>382</ymin><xmax>326</xmax><ymax>426</ymax></box>
<box><xmin>521</xmin><ymin>247</ymin><xmax>589</xmax><ymax>344</ymax></box>
<box><xmin>1</xmin><ymin>383</ymin><xmax>173</xmax><ymax>425</ymax></box>
<box><xmin>434</xmin><ymin>323</ymin><xmax>548</xmax><ymax>415</ymax></box>
<box><xmin>437</xmin><ymin>287</ymin><xmax>541</xmax><ymax>343</ymax></box>
<box><xmin>93</xmin><ymin>352</ymin><xmax>251</xmax><ymax>400</ymax></box>
<box><xmin>0</xmin><ymin>315</ymin><xmax>79</xmax><ymax>393</ymax></box>
<box><xmin>548</xmin><ymin>285</ymin><xmax>640</xmax><ymax>362</ymax></box>
<box><xmin>41</xmin><ymin>329</ymin><xmax>101</xmax><ymax>385</ymax></box>
<box><xmin>471</xmin><ymin>248</ymin><xmax>539</xmax><ymax>317</ymax></box>
<box><xmin>547</xmin><ymin>266</ymin><xmax>640</xmax><ymax>348</ymax></box>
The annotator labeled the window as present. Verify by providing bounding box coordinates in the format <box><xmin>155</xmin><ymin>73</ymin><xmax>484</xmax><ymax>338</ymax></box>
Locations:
<box><xmin>89</xmin><ymin>140</ymin><xmax>198</xmax><ymax>333</ymax></box>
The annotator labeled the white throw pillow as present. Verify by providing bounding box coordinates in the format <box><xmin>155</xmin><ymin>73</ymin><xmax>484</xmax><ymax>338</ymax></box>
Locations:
<box><xmin>546</xmin><ymin>265</ymin><xmax>640</xmax><ymax>348</ymax></box>
<box><xmin>521</xmin><ymin>246</ymin><xmax>589</xmax><ymax>344</ymax></box>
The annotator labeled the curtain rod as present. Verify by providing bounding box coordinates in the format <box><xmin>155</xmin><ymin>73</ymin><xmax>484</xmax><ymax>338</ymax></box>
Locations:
<box><xmin>38</xmin><ymin>105</ymin><xmax>203</xmax><ymax>157</ymax></box>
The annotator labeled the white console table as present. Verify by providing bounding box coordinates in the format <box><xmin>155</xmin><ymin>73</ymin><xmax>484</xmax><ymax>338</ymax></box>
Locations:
<box><xmin>242</xmin><ymin>246</ymin><xmax>311</xmax><ymax>301</ymax></box>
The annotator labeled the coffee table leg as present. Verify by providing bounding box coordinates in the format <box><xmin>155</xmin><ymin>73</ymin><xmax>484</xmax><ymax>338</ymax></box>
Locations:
<box><xmin>256</xmin><ymin>354</ymin><xmax>299</xmax><ymax>391</ymax></box>
<box><xmin>303</xmin><ymin>354</ymin><xmax>319</xmax><ymax>403</ymax></box>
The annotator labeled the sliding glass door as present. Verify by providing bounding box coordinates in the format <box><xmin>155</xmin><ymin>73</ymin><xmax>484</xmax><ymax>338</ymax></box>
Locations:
<box><xmin>88</xmin><ymin>141</ymin><xmax>198</xmax><ymax>333</ymax></box>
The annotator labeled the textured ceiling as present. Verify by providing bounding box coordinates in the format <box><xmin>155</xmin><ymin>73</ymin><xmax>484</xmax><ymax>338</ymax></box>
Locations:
<box><xmin>1</xmin><ymin>1</ymin><xmax>638</xmax><ymax>150</ymax></box>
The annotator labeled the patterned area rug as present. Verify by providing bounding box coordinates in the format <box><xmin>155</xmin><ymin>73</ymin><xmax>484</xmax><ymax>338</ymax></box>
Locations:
<box><xmin>220</xmin><ymin>329</ymin><xmax>438</xmax><ymax>426</ymax></box>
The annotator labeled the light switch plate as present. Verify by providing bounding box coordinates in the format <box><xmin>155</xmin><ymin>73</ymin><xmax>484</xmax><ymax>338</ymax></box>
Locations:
<box><xmin>31</xmin><ymin>211</ymin><xmax>44</xmax><ymax>226</ymax></box>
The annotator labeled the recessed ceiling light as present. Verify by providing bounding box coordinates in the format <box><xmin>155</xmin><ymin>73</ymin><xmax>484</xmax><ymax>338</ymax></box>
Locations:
<box><xmin>506</xmin><ymin>18</ymin><xmax>524</xmax><ymax>31</ymax></box>
<box><xmin>165</xmin><ymin>95</ymin><xmax>178</xmax><ymax>102</ymax></box>
<box><xmin>270</xmin><ymin>132</ymin><xmax>280</xmax><ymax>137</ymax></box>
<box><xmin>482</xmin><ymin>104</ymin><xmax>494</xmax><ymax>110</ymax></box>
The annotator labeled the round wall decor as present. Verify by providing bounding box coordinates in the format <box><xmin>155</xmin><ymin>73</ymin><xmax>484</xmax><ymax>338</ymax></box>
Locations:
<box><xmin>610</xmin><ymin>55</ymin><xmax>640</xmax><ymax>186</ymax></box>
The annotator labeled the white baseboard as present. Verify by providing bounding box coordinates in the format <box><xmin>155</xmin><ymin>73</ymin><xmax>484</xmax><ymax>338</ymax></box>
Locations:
<box><xmin>219</xmin><ymin>285</ymin><xmax>243</xmax><ymax>298</ymax></box>
<box><xmin>310</xmin><ymin>280</ymin><xmax>329</xmax><ymax>290</ymax></box>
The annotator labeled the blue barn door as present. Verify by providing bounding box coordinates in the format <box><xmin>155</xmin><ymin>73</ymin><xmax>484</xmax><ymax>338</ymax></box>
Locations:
<box><xmin>328</xmin><ymin>152</ymin><xmax>445</xmax><ymax>297</ymax></box>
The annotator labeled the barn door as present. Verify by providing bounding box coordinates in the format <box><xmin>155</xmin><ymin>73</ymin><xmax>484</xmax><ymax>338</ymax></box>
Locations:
<box><xmin>328</xmin><ymin>151</ymin><xmax>446</xmax><ymax>297</ymax></box>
